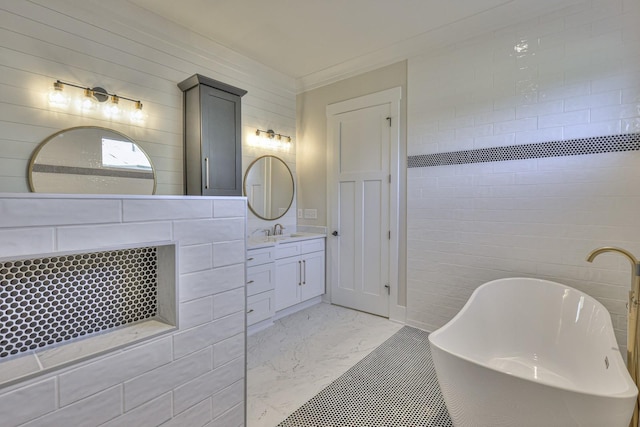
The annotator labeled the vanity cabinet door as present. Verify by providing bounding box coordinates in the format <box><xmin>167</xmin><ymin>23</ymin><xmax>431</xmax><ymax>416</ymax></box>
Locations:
<box><xmin>274</xmin><ymin>256</ymin><xmax>301</xmax><ymax>311</ymax></box>
<box><xmin>300</xmin><ymin>250</ymin><xmax>325</xmax><ymax>301</ymax></box>
<box><xmin>200</xmin><ymin>86</ymin><xmax>241</xmax><ymax>195</ymax></box>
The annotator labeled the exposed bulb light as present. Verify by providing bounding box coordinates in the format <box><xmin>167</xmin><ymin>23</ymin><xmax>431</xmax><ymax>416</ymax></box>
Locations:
<box><xmin>78</xmin><ymin>88</ymin><xmax>98</xmax><ymax>112</ymax></box>
<box><xmin>130</xmin><ymin>101</ymin><xmax>147</xmax><ymax>124</ymax></box>
<box><xmin>104</xmin><ymin>95</ymin><xmax>121</xmax><ymax>118</ymax></box>
<box><xmin>48</xmin><ymin>81</ymin><xmax>70</xmax><ymax>109</ymax></box>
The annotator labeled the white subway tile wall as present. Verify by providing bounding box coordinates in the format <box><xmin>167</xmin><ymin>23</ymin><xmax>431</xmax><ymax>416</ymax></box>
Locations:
<box><xmin>0</xmin><ymin>195</ymin><xmax>246</xmax><ymax>427</ymax></box>
<box><xmin>407</xmin><ymin>0</ymin><xmax>640</xmax><ymax>352</ymax></box>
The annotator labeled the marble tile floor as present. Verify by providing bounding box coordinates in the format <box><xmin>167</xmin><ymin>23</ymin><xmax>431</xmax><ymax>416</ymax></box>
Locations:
<box><xmin>247</xmin><ymin>302</ymin><xmax>404</xmax><ymax>427</ymax></box>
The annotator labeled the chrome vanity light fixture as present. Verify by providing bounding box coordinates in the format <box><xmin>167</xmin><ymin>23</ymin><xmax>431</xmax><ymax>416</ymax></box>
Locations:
<box><xmin>48</xmin><ymin>79</ymin><xmax>146</xmax><ymax>123</ymax></box>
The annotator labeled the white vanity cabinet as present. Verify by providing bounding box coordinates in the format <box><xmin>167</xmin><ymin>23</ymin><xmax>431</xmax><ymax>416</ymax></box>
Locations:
<box><xmin>274</xmin><ymin>238</ymin><xmax>325</xmax><ymax>312</ymax></box>
<box><xmin>246</xmin><ymin>246</ymin><xmax>276</xmax><ymax>327</ymax></box>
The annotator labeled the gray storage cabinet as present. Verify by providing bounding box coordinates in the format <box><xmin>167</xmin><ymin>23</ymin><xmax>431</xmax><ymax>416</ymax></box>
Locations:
<box><xmin>178</xmin><ymin>74</ymin><xmax>247</xmax><ymax>196</ymax></box>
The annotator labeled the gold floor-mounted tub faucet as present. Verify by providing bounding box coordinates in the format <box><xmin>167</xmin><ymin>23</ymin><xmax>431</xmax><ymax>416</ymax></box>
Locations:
<box><xmin>587</xmin><ymin>246</ymin><xmax>640</xmax><ymax>427</ymax></box>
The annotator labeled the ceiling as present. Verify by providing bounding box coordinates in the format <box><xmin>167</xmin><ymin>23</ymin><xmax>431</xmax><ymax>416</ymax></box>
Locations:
<box><xmin>129</xmin><ymin>0</ymin><xmax>581</xmax><ymax>85</ymax></box>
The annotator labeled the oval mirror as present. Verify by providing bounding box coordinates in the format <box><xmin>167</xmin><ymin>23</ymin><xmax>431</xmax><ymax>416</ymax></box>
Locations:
<box><xmin>243</xmin><ymin>155</ymin><xmax>294</xmax><ymax>220</ymax></box>
<box><xmin>29</xmin><ymin>126</ymin><xmax>156</xmax><ymax>195</ymax></box>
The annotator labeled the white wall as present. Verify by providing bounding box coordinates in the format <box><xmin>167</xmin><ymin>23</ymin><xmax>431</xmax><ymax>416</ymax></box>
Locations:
<box><xmin>0</xmin><ymin>0</ymin><xmax>296</xmax><ymax>210</ymax></box>
<box><xmin>407</xmin><ymin>0</ymin><xmax>640</xmax><ymax>351</ymax></box>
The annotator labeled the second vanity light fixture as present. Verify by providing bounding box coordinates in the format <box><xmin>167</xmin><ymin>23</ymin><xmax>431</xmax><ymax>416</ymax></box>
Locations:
<box><xmin>256</xmin><ymin>128</ymin><xmax>292</xmax><ymax>142</ymax></box>
<box><xmin>48</xmin><ymin>79</ymin><xmax>146</xmax><ymax>123</ymax></box>
<box><xmin>254</xmin><ymin>128</ymin><xmax>292</xmax><ymax>150</ymax></box>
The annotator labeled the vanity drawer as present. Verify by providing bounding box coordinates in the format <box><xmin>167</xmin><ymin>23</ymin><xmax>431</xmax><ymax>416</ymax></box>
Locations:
<box><xmin>275</xmin><ymin>242</ymin><xmax>301</xmax><ymax>259</ymax></box>
<box><xmin>301</xmin><ymin>238</ymin><xmax>324</xmax><ymax>254</ymax></box>
<box><xmin>247</xmin><ymin>290</ymin><xmax>275</xmax><ymax>326</ymax></box>
<box><xmin>247</xmin><ymin>247</ymin><xmax>275</xmax><ymax>267</ymax></box>
<box><xmin>247</xmin><ymin>262</ymin><xmax>275</xmax><ymax>296</ymax></box>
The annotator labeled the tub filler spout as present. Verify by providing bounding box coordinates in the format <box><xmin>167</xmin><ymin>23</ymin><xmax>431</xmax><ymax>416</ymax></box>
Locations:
<box><xmin>587</xmin><ymin>246</ymin><xmax>640</xmax><ymax>427</ymax></box>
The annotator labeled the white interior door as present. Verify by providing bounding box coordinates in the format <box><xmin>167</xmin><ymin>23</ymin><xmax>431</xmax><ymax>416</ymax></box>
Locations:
<box><xmin>329</xmin><ymin>102</ymin><xmax>391</xmax><ymax>317</ymax></box>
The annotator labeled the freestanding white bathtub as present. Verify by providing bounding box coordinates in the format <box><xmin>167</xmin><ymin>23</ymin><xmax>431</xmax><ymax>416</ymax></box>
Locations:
<box><xmin>429</xmin><ymin>277</ymin><xmax>637</xmax><ymax>427</ymax></box>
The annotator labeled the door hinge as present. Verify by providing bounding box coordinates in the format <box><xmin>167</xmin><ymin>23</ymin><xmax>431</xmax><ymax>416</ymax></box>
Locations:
<box><xmin>388</xmin><ymin>174</ymin><xmax>391</xmax><ymax>184</ymax></box>
<box><xmin>388</xmin><ymin>230</ymin><xmax>391</xmax><ymax>240</ymax></box>
<box><xmin>386</xmin><ymin>116</ymin><xmax>392</xmax><ymax>127</ymax></box>
<box><xmin>384</xmin><ymin>283</ymin><xmax>390</xmax><ymax>295</ymax></box>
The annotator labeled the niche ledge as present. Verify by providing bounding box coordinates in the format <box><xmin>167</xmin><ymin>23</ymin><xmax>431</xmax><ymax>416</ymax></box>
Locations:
<box><xmin>0</xmin><ymin>242</ymin><xmax>177</xmax><ymax>388</ymax></box>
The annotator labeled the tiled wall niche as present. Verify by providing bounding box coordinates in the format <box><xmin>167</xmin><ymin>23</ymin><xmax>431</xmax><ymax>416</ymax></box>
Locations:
<box><xmin>0</xmin><ymin>195</ymin><xmax>246</xmax><ymax>427</ymax></box>
<box><xmin>0</xmin><ymin>242</ymin><xmax>177</xmax><ymax>386</ymax></box>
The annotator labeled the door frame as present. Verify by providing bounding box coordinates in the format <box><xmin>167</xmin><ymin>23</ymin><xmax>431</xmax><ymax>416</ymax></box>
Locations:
<box><xmin>326</xmin><ymin>87</ymin><xmax>404</xmax><ymax>322</ymax></box>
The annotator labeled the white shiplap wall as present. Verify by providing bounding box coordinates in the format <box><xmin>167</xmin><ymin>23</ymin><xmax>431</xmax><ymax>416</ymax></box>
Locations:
<box><xmin>0</xmin><ymin>0</ymin><xmax>297</xmax><ymax>212</ymax></box>
<box><xmin>407</xmin><ymin>0</ymin><xmax>640</xmax><ymax>351</ymax></box>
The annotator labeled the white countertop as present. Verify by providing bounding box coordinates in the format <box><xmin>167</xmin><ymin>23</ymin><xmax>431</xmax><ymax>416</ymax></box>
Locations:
<box><xmin>247</xmin><ymin>232</ymin><xmax>326</xmax><ymax>249</ymax></box>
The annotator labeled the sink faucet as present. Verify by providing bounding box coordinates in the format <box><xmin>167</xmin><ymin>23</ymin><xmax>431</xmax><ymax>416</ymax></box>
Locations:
<box><xmin>273</xmin><ymin>223</ymin><xmax>284</xmax><ymax>236</ymax></box>
<box><xmin>586</xmin><ymin>246</ymin><xmax>640</xmax><ymax>427</ymax></box>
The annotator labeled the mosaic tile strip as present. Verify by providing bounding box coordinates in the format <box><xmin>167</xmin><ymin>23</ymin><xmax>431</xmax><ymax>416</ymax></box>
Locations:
<box><xmin>408</xmin><ymin>133</ymin><xmax>640</xmax><ymax>168</ymax></box>
<box><xmin>278</xmin><ymin>326</ymin><xmax>452</xmax><ymax>427</ymax></box>
<box><xmin>0</xmin><ymin>246</ymin><xmax>158</xmax><ymax>359</ymax></box>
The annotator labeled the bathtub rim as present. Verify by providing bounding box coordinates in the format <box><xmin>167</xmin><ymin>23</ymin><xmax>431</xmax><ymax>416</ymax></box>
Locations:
<box><xmin>428</xmin><ymin>277</ymin><xmax>638</xmax><ymax>399</ymax></box>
